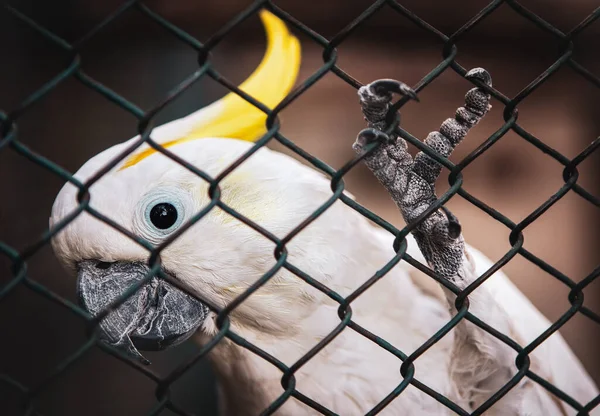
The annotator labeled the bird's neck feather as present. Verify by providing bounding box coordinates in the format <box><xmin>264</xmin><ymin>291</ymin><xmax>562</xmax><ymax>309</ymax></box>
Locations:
<box><xmin>195</xmin><ymin>266</ymin><xmax>430</xmax><ymax>415</ymax></box>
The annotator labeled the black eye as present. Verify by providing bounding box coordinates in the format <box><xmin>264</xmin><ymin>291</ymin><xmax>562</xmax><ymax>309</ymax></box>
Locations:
<box><xmin>149</xmin><ymin>203</ymin><xmax>178</xmax><ymax>229</ymax></box>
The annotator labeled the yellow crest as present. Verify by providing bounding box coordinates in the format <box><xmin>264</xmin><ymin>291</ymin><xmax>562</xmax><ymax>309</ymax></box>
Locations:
<box><xmin>120</xmin><ymin>10</ymin><xmax>301</xmax><ymax>170</ymax></box>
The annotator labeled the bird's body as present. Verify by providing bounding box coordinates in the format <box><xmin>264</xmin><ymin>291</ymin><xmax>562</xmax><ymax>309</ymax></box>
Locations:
<box><xmin>52</xmin><ymin>138</ymin><xmax>597</xmax><ymax>415</ymax></box>
<box><xmin>49</xmin><ymin>10</ymin><xmax>598</xmax><ymax>415</ymax></box>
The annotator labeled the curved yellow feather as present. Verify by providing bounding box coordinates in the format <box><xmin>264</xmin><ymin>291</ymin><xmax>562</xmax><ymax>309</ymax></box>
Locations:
<box><xmin>120</xmin><ymin>10</ymin><xmax>301</xmax><ymax>170</ymax></box>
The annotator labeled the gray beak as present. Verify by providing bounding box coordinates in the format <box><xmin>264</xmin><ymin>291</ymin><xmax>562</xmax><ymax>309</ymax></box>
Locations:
<box><xmin>77</xmin><ymin>260</ymin><xmax>208</xmax><ymax>364</ymax></box>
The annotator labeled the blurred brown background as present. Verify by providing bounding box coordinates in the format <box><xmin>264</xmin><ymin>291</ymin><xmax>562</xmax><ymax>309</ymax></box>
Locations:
<box><xmin>1</xmin><ymin>1</ymin><xmax>598</xmax><ymax>415</ymax></box>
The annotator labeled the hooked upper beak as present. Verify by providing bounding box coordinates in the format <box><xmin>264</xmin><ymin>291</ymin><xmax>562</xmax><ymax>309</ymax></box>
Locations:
<box><xmin>76</xmin><ymin>260</ymin><xmax>208</xmax><ymax>364</ymax></box>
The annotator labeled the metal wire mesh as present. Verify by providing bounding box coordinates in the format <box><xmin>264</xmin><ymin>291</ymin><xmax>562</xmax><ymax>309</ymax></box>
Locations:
<box><xmin>1</xmin><ymin>0</ymin><xmax>599</xmax><ymax>415</ymax></box>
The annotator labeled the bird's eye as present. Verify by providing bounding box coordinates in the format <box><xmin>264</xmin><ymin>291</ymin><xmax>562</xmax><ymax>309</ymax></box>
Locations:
<box><xmin>137</xmin><ymin>188</ymin><xmax>190</xmax><ymax>244</ymax></box>
<box><xmin>149</xmin><ymin>203</ymin><xmax>178</xmax><ymax>230</ymax></box>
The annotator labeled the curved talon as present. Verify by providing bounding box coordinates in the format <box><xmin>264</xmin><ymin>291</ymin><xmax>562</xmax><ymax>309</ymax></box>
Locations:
<box><xmin>355</xmin><ymin>128</ymin><xmax>391</xmax><ymax>150</ymax></box>
<box><xmin>441</xmin><ymin>206</ymin><xmax>462</xmax><ymax>239</ymax></box>
<box><xmin>465</xmin><ymin>68</ymin><xmax>492</xmax><ymax>87</ymax></box>
<box><xmin>369</xmin><ymin>79</ymin><xmax>420</xmax><ymax>102</ymax></box>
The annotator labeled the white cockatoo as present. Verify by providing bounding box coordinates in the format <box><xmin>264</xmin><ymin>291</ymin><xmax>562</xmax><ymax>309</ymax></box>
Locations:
<box><xmin>50</xmin><ymin>10</ymin><xmax>598</xmax><ymax>416</ymax></box>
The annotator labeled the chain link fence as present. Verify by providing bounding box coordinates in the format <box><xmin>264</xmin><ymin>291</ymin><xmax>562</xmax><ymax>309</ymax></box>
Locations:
<box><xmin>1</xmin><ymin>0</ymin><xmax>599</xmax><ymax>415</ymax></box>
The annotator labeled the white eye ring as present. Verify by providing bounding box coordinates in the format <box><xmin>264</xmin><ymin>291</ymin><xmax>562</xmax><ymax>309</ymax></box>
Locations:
<box><xmin>134</xmin><ymin>187</ymin><xmax>192</xmax><ymax>245</ymax></box>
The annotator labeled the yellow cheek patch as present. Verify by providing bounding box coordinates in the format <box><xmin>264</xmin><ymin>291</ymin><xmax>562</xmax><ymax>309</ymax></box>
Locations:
<box><xmin>119</xmin><ymin>10</ymin><xmax>301</xmax><ymax>171</ymax></box>
<box><xmin>212</xmin><ymin>172</ymin><xmax>272</xmax><ymax>226</ymax></box>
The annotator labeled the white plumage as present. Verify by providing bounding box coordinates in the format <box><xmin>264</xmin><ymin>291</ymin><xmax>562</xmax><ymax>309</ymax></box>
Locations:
<box><xmin>51</xmin><ymin>138</ymin><xmax>598</xmax><ymax>415</ymax></box>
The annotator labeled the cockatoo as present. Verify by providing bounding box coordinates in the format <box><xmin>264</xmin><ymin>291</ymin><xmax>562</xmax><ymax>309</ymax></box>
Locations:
<box><xmin>50</xmin><ymin>9</ymin><xmax>598</xmax><ymax>416</ymax></box>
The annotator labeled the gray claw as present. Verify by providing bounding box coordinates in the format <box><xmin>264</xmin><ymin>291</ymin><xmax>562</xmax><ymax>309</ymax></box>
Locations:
<box><xmin>355</xmin><ymin>128</ymin><xmax>391</xmax><ymax>150</ymax></box>
<box><xmin>465</xmin><ymin>68</ymin><xmax>492</xmax><ymax>87</ymax></box>
<box><xmin>369</xmin><ymin>79</ymin><xmax>420</xmax><ymax>102</ymax></box>
<box><xmin>441</xmin><ymin>206</ymin><xmax>462</xmax><ymax>239</ymax></box>
<box><xmin>354</xmin><ymin>68</ymin><xmax>494</xmax><ymax>279</ymax></box>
